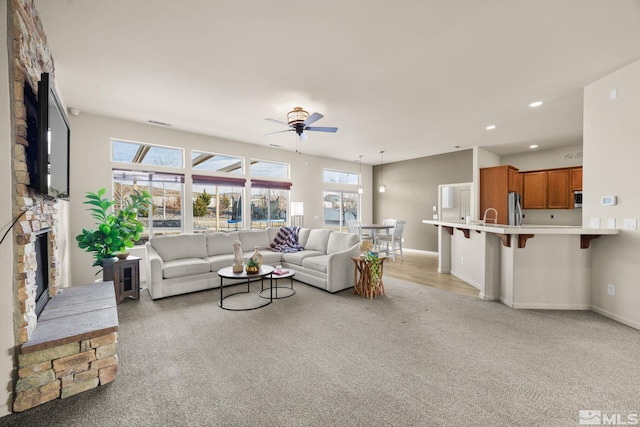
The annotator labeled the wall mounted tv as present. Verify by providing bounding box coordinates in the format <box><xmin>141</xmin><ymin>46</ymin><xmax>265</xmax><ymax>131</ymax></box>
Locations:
<box><xmin>25</xmin><ymin>72</ymin><xmax>71</xmax><ymax>199</ymax></box>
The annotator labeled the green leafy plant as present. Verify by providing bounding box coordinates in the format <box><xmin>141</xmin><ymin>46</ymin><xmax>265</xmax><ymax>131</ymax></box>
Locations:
<box><xmin>365</xmin><ymin>251</ymin><xmax>382</xmax><ymax>287</ymax></box>
<box><xmin>193</xmin><ymin>189</ymin><xmax>211</xmax><ymax>217</ymax></box>
<box><xmin>76</xmin><ymin>188</ymin><xmax>152</xmax><ymax>270</ymax></box>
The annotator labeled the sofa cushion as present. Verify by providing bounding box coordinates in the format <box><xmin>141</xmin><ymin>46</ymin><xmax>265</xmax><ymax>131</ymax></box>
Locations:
<box><xmin>150</xmin><ymin>234</ymin><xmax>207</xmax><ymax>262</ymax></box>
<box><xmin>249</xmin><ymin>251</ymin><xmax>283</xmax><ymax>265</ymax></box>
<box><xmin>281</xmin><ymin>250</ymin><xmax>325</xmax><ymax>265</ymax></box>
<box><xmin>302</xmin><ymin>255</ymin><xmax>329</xmax><ymax>274</ymax></box>
<box><xmin>304</xmin><ymin>229</ymin><xmax>332</xmax><ymax>252</ymax></box>
<box><xmin>327</xmin><ymin>232</ymin><xmax>360</xmax><ymax>254</ymax></box>
<box><xmin>204</xmin><ymin>254</ymin><xmax>236</xmax><ymax>272</ymax></box>
<box><xmin>163</xmin><ymin>258</ymin><xmax>211</xmax><ymax>279</ymax></box>
<box><xmin>297</xmin><ymin>228</ymin><xmax>311</xmax><ymax>247</ymax></box>
<box><xmin>206</xmin><ymin>232</ymin><xmax>239</xmax><ymax>256</ymax></box>
<box><xmin>238</xmin><ymin>230</ymin><xmax>271</xmax><ymax>250</ymax></box>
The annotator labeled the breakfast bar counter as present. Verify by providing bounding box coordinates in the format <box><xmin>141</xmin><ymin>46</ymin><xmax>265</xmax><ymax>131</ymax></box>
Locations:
<box><xmin>423</xmin><ymin>220</ymin><xmax>619</xmax><ymax>309</ymax></box>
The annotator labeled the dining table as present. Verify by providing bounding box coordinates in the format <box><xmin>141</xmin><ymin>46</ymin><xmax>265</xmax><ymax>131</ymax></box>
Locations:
<box><xmin>359</xmin><ymin>224</ymin><xmax>394</xmax><ymax>251</ymax></box>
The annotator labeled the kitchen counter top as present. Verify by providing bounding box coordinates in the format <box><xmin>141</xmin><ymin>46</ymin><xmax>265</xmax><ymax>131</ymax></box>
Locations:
<box><xmin>422</xmin><ymin>219</ymin><xmax>620</xmax><ymax>236</ymax></box>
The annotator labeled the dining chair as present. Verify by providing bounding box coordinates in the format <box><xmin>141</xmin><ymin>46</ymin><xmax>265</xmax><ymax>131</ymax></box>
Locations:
<box><xmin>346</xmin><ymin>219</ymin><xmax>372</xmax><ymax>242</ymax></box>
<box><xmin>378</xmin><ymin>219</ymin><xmax>406</xmax><ymax>261</ymax></box>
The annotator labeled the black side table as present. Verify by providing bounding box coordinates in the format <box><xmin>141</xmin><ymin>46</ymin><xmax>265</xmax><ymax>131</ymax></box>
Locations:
<box><xmin>103</xmin><ymin>256</ymin><xmax>141</xmax><ymax>304</ymax></box>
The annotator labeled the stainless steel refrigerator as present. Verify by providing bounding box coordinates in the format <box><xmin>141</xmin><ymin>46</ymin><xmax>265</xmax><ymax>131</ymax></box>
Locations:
<box><xmin>508</xmin><ymin>192</ymin><xmax>523</xmax><ymax>226</ymax></box>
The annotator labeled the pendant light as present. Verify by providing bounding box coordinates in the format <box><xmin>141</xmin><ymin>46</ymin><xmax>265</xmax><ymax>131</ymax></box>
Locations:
<box><xmin>378</xmin><ymin>150</ymin><xmax>386</xmax><ymax>193</ymax></box>
<box><xmin>358</xmin><ymin>155</ymin><xmax>364</xmax><ymax>194</ymax></box>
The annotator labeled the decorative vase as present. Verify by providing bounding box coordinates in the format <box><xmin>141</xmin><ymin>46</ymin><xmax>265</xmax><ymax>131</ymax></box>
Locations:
<box><xmin>250</xmin><ymin>246</ymin><xmax>263</xmax><ymax>267</ymax></box>
<box><xmin>246</xmin><ymin>264</ymin><xmax>260</xmax><ymax>274</ymax></box>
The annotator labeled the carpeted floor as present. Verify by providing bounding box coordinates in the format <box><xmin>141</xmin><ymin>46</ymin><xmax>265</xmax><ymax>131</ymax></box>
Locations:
<box><xmin>1</xmin><ymin>277</ymin><xmax>639</xmax><ymax>426</ymax></box>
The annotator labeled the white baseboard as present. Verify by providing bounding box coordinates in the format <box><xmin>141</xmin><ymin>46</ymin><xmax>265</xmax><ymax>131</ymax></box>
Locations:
<box><xmin>0</xmin><ymin>400</ymin><xmax>10</xmax><ymax>417</ymax></box>
<box><xmin>437</xmin><ymin>268</ymin><xmax>450</xmax><ymax>274</ymax></box>
<box><xmin>479</xmin><ymin>292</ymin><xmax>499</xmax><ymax>301</ymax></box>
<box><xmin>591</xmin><ymin>306</ymin><xmax>640</xmax><ymax>330</ymax></box>
<box><xmin>511</xmin><ymin>302</ymin><xmax>590</xmax><ymax>310</ymax></box>
<box><xmin>450</xmin><ymin>271</ymin><xmax>481</xmax><ymax>291</ymax></box>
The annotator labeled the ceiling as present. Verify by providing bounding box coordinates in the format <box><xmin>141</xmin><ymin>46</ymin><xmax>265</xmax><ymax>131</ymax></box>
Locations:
<box><xmin>34</xmin><ymin>0</ymin><xmax>640</xmax><ymax>165</ymax></box>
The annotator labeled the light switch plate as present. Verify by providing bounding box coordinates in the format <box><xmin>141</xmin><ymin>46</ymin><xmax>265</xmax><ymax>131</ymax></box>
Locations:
<box><xmin>623</xmin><ymin>218</ymin><xmax>637</xmax><ymax>230</ymax></box>
<box><xmin>607</xmin><ymin>218</ymin><xmax>616</xmax><ymax>229</ymax></box>
<box><xmin>589</xmin><ymin>218</ymin><xmax>601</xmax><ymax>229</ymax></box>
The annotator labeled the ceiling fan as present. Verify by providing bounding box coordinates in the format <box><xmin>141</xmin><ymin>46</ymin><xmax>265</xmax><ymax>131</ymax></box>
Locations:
<box><xmin>265</xmin><ymin>107</ymin><xmax>338</xmax><ymax>141</ymax></box>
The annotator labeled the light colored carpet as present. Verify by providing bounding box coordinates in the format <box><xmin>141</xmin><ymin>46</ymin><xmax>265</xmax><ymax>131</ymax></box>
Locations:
<box><xmin>2</xmin><ymin>277</ymin><xmax>639</xmax><ymax>426</ymax></box>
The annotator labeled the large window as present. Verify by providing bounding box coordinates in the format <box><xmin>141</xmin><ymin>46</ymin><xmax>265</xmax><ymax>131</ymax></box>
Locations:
<box><xmin>192</xmin><ymin>150</ymin><xmax>243</xmax><ymax>174</ymax></box>
<box><xmin>250</xmin><ymin>159</ymin><xmax>289</xmax><ymax>178</ymax></box>
<box><xmin>250</xmin><ymin>180</ymin><xmax>290</xmax><ymax>229</ymax></box>
<box><xmin>192</xmin><ymin>175</ymin><xmax>245</xmax><ymax>232</ymax></box>
<box><xmin>323</xmin><ymin>169</ymin><xmax>359</xmax><ymax>185</ymax></box>
<box><xmin>323</xmin><ymin>191</ymin><xmax>359</xmax><ymax>231</ymax></box>
<box><xmin>113</xmin><ymin>169</ymin><xmax>185</xmax><ymax>243</ymax></box>
<box><xmin>112</xmin><ymin>139</ymin><xmax>184</xmax><ymax>168</ymax></box>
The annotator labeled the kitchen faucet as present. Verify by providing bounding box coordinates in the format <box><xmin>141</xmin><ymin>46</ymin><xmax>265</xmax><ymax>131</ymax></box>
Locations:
<box><xmin>483</xmin><ymin>208</ymin><xmax>498</xmax><ymax>225</ymax></box>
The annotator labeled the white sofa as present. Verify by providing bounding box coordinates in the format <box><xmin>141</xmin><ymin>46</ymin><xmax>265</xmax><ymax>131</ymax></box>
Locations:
<box><xmin>145</xmin><ymin>227</ymin><xmax>361</xmax><ymax>299</ymax></box>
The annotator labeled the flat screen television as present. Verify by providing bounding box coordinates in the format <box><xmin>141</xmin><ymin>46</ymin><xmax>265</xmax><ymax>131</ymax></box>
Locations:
<box><xmin>33</xmin><ymin>72</ymin><xmax>71</xmax><ymax>199</ymax></box>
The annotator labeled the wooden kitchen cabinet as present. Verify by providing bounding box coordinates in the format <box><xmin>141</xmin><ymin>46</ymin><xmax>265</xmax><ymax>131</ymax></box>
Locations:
<box><xmin>480</xmin><ymin>165</ymin><xmax>520</xmax><ymax>225</ymax></box>
<box><xmin>522</xmin><ymin>171</ymin><xmax>548</xmax><ymax>209</ymax></box>
<box><xmin>547</xmin><ymin>169</ymin><xmax>570</xmax><ymax>209</ymax></box>
<box><xmin>570</xmin><ymin>167</ymin><xmax>583</xmax><ymax>191</ymax></box>
<box><xmin>522</xmin><ymin>168</ymin><xmax>571</xmax><ymax>209</ymax></box>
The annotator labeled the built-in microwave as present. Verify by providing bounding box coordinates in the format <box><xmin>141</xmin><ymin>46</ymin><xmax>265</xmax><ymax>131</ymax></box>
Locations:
<box><xmin>574</xmin><ymin>191</ymin><xmax>582</xmax><ymax>208</ymax></box>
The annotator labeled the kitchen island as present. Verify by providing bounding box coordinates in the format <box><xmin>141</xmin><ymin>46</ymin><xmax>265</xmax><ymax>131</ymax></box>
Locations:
<box><xmin>423</xmin><ymin>220</ymin><xmax>619</xmax><ymax>309</ymax></box>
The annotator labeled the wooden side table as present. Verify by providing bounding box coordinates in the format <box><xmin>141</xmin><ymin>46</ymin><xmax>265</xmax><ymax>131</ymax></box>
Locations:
<box><xmin>351</xmin><ymin>256</ymin><xmax>386</xmax><ymax>299</ymax></box>
<box><xmin>103</xmin><ymin>256</ymin><xmax>141</xmax><ymax>304</ymax></box>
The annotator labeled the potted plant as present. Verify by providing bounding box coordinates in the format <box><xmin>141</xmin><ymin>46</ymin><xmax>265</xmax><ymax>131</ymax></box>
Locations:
<box><xmin>246</xmin><ymin>258</ymin><xmax>260</xmax><ymax>274</ymax></box>
<box><xmin>76</xmin><ymin>188</ymin><xmax>152</xmax><ymax>272</ymax></box>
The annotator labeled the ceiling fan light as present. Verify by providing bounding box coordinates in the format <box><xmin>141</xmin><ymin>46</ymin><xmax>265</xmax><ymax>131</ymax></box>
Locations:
<box><xmin>287</xmin><ymin>107</ymin><xmax>309</xmax><ymax>125</ymax></box>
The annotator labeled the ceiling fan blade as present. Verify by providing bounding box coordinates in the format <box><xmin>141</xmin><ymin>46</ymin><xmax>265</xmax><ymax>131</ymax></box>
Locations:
<box><xmin>305</xmin><ymin>126</ymin><xmax>338</xmax><ymax>133</ymax></box>
<box><xmin>303</xmin><ymin>112</ymin><xmax>324</xmax><ymax>126</ymax></box>
<box><xmin>265</xmin><ymin>118</ymin><xmax>291</xmax><ymax>127</ymax></box>
<box><xmin>299</xmin><ymin>131</ymin><xmax>309</xmax><ymax>141</ymax></box>
<box><xmin>264</xmin><ymin>129</ymin><xmax>294</xmax><ymax>136</ymax></box>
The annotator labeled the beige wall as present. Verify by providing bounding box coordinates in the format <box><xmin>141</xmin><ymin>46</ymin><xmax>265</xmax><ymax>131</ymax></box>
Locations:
<box><xmin>584</xmin><ymin>58</ymin><xmax>640</xmax><ymax>329</ymax></box>
<box><xmin>0</xmin><ymin>1</ymin><xmax>15</xmax><ymax>415</ymax></box>
<box><xmin>372</xmin><ymin>150</ymin><xmax>473</xmax><ymax>251</ymax></box>
<box><xmin>69</xmin><ymin>113</ymin><xmax>374</xmax><ymax>285</ymax></box>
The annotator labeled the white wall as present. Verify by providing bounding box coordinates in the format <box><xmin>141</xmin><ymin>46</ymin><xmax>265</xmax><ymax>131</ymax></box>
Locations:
<box><xmin>69</xmin><ymin>113</ymin><xmax>373</xmax><ymax>286</ymax></box>
<box><xmin>584</xmin><ymin>58</ymin><xmax>640</xmax><ymax>329</ymax></box>
<box><xmin>0</xmin><ymin>0</ymin><xmax>15</xmax><ymax>416</ymax></box>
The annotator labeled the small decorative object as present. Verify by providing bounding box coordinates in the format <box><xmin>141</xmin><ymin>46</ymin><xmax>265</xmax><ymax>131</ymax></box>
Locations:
<box><xmin>250</xmin><ymin>246</ymin><xmax>263</xmax><ymax>267</ymax></box>
<box><xmin>115</xmin><ymin>252</ymin><xmax>130</xmax><ymax>260</ymax></box>
<box><xmin>246</xmin><ymin>258</ymin><xmax>260</xmax><ymax>274</ymax></box>
<box><xmin>359</xmin><ymin>240</ymin><xmax>373</xmax><ymax>254</ymax></box>
<box><xmin>365</xmin><ymin>251</ymin><xmax>382</xmax><ymax>288</ymax></box>
<box><xmin>232</xmin><ymin>240</ymin><xmax>243</xmax><ymax>273</ymax></box>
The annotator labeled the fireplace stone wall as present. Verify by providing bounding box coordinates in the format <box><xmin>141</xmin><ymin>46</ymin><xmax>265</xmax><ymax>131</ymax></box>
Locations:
<box><xmin>7</xmin><ymin>0</ymin><xmax>64</xmax><ymax>412</ymax></box>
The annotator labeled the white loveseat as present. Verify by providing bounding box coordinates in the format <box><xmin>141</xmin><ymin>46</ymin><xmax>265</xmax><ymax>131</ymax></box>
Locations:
<box><xmin>145</xmin><ymin>227</ymin><xmax>361</xmax><ymax>299</ymax></box>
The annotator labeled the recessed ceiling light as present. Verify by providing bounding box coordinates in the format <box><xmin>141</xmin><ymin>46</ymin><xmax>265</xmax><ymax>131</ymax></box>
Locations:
<box><xmin>486</xmin><ymin>125</ymin><xmax>496</xmax><ymax>130</ymax></box>
<box><xmin>530</xmin><ymin>144</ymin><xmax>538</xmax><ymax>149</ymax></box>
<box><xmin>529</xmin><ymin>101</ymin><xmax>543</xmax><ymax>108</ymax></box>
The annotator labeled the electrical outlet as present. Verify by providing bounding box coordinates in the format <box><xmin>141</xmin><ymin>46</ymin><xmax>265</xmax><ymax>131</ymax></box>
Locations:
<box><xmin>607</xmin><ymin>218</ymin><xmax>616</xmax><ymax>229</ymax></box>
<box><xmin>461</xmin><ymin>257</ymin><xmax>464</xmax><ymax>265</ymax></box>
<box><xmin>589</xmin><ymin>218</ymin><xmax>601</xmax><ymax>229</ymax></box>
<box><xmin>607</xmin><ymin>284</ymin><xmax>615</xmax><ymax>296</ymax></box>
<box><xmin>433</xmin><ymin>205</ymin><xmax>437</xmax><ymax>211</ymax></box>
<box><xmin>623</xmin><ymin>218</ymin><xmax>637</xmax><ymax>230</ymax></box>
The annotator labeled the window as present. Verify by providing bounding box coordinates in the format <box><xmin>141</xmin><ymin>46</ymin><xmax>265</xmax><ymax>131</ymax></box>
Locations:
<box><xmin>323</xmin><ymin>169</ymin><xmax>359</xmax><ymax>185</ymax></box>
<box><xmin>192</xmin><ymin>150</ymin><xmax>243</xmax><ymax>174</ymax></box>
<box><xmin>250</xmin><ymin>180</ymin><xmax>290</xmax><ymax>229</ymax></box>
<box><xmin>112</xmin><ymin>139</ymin><xmax>184</xmax><ymax>168</ymax></box>
<box><xmin>113</xmin><ymin>169</ymin><xmax>185</xmax><ymax>243</ymax></box>
<box><xmin>250</xmin><ymin>159</ymin><xmax>289</xmax><ymax>178</ymax></box>
<box><xmin>192</xmin><ymin>175</ymin><xmax>245</xmax><ymax>232</ymax></box>
<box><xmin>323</xmin><ymin>191</ymin><xmax>359</xmax><ymax>231</ymax></box>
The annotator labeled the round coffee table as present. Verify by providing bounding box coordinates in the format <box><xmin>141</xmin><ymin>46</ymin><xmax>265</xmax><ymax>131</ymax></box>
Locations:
<box><xmin>218</xmin><ymin>265</ymin><xmax>274</xmax><ymax>311</ymax></box>
<box><xmin>259</xmin><ymin>269</ymin><xmax>296</xmax><ymax>299</ymax></box>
